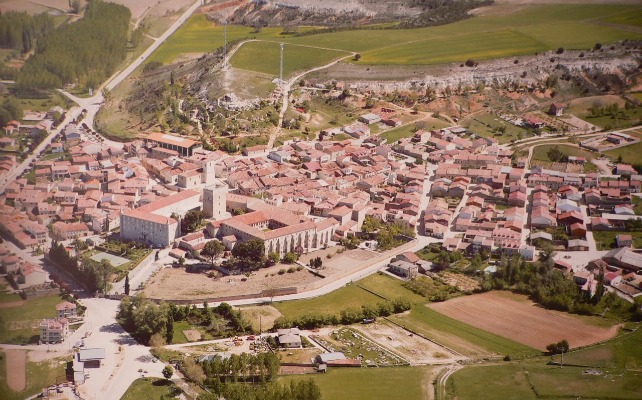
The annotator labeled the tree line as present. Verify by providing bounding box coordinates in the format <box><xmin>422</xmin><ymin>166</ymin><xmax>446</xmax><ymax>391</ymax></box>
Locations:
<box><xmin>197</xmin><ymin>379</ymin><xmax>321</xmax><ymax>400</ymax></box>
<box><xmin>15</xmin><ymin>0</ymin><xmax>131</xmax><ymax>96</ymax></box>
<box><xmin>273</xmin><ymin>296</ymin><xmax>412</xmax><ymax>330</ymax></box>
<box><xmin>0</xmin><ymin>11</ymin><xmax>54</xmax><ymax>54</ymax></box>
<box><xmin>49</xmin><ymin>241</ymin><xmax>113</xmax><ymax>294</ymax></box>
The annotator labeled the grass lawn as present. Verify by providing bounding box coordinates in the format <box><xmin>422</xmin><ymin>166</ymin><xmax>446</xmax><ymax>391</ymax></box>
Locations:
<box><xmin>273</xmin><ymin>284</ymin><xmax>382</xmax><ymax>320</ymax></box>
<box><xmin>356</xmin><ymin>273</ymin><xmax>426</xmax><ymax>304</ymax></box>
<box><xmin>231</xmin><ymin>41</ymin><xmax>348</xmax><ymax>79</ymax></box>
<box><xmin>448</xmin><ymin>364</ymin><xmax>537</xmax><ymax>400</ymax></box>
<box><xmin>0</xmin><ymin>290</ymin><xmax>22</xmax><ymax>304</ymax></box>
<box><xmin>389</xmin><ymin>305</ymin><xmax>536</xmax><ymax>358</ymax></box>
<box><xmin>380</xmin><ymin>124</ymin><xmax>417</xmax><ymax>144</ymax></box>
<box><xmin>280</xmin><ymin>366</ymin><xmax>430</xmax><ymax>400</ymax></box>
<box><xmin>605</xmin><ymin>130</ymin><xmax>642</xmax><ymax>165</ymax></box>
<box><xmin>121</xmin><ymin>378</ymin><xmax>183</xmax><ymax>400</ymax></box>
<box><xmin>634</xmin><ymin>197</ymin><xmax>642</xmax><ymax>215</ymax></box>
<box><xmin>0</xmin><ymin>353</ymin><xmax>66</xmax><ymax>400</ymax></box>
<box><xmin>448</xmin><ymin>324</ymin><xmax>642</xmax><ymax>400</ymax></box>
<box><xmin>0</xmin><ymin>293</ymin><xmax>63</xmax><ymax>344</ymax></box>
<box><xmin>593</xmin><ymin>231</ymin><xmax>642</xmax><ymax>250</ymax></box>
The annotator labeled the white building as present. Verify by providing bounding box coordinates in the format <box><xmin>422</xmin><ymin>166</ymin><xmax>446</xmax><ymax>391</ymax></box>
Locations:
<box><xmin>40</xmin><ymin>318</ymin><xmax>69</xmax><ymax>344</ymax></box>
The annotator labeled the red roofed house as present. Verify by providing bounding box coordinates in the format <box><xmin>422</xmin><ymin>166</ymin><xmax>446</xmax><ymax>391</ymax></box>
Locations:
<box><xmin>56</xmin><ymin>301</ymin><xmax>77</xmax><ymax>318</ymax></box>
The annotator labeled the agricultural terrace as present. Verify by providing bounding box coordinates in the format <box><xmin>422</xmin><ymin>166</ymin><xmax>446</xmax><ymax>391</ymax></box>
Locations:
<box><xmin>447</xmin><ymin>326</ymin><xmax>642</xmax><ymax>400</ymax></box>
<box><xmin>281</xmin><ymin>366</ymin><xmax>434</xmax><ymax>400</ymax></box>
<box><xmin>149</xmin><ymin>4</ymin><xmax>641</xmax><ymax>71</ymax></box>
<box><xmin>429</xmin><ymin>291</ymin><xmax>620</xmax><ymax>351</ymax></box>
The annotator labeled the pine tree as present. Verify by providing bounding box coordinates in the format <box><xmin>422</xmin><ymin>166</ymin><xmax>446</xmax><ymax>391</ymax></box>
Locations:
<box><xmin>166</xmin><ymin>312</ymin><xmax>174</xmax><ymax>344</ymax></box>
<box><xmin>124</xmin><ymin>274</ymin><xmax>130</xmax><ymax>296</ymax></box>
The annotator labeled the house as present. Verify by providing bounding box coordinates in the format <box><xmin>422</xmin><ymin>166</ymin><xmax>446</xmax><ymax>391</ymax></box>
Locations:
<box><xmin>277</xmin><ymin>328</ymin><xmax>302</xmax><ymax>348</ymax></box>
<box><xmin>243</xmin><ymin>145</ymin><xmax>267</xmax><ymax>157</ymax></box>
<box><xmin>388</xmin><ymin>260</ymin><xmax>419</xmax><ymax>279</ymax></box>
<box><xmin>40</xmin><ymin>318</ymin><xmax>69</xmax><ymax>344</ymax></box>
<box><xmin>616</xmin><ymin>234</ymin><xmax>633</xmax><ymax>248</ymax></box>
<box><xmin>18</xmin><ymin>264</ymin><xmax>48</xmax><ymax>287</ymax></box>
<box><xmin>568</xmin><ymin>239</ymin><xmax>589</xmax><ymax>251</ymax></box>
<box><xmin>548</xmin><ymin>103</ymin><xmax>565</xmax><ymax>116</ymax></box>
<box><xmin>569</xmin><ymin>223</ymin><xmax>587</xmax><ymax>238</ymax></box>
<box><xmin>358</xmin><ymin>113</ymin><xmax>381</xmax><ymax>125</ymax></box>
<box><xmin>56</xmin><ymin>301</ymin><xmax>78</xmax><ymax>319</ymax></box>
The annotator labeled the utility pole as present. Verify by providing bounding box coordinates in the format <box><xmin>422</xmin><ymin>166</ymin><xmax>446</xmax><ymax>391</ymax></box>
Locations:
<box><xmin>279</xmin><ymin>42</ymin><xmax>284</xmax><ymax>85</ymax></box>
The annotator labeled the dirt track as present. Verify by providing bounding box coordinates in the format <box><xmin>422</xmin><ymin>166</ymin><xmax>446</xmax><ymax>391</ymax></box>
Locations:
<box><xmin>4</xmin><ymin>349</ymin><xmax>26</xmax><ymax>392</ymax></box>
<box><xmin>429</xmin><ymin>291</ymin><xmax>620</xmax><ymax>350</ymax></box>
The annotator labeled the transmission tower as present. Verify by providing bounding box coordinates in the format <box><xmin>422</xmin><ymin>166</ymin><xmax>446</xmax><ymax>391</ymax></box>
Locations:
<box><xmin>279</xmin><ymin>43</ymin><xmax>284</xmax><ymax>85</ymax></box>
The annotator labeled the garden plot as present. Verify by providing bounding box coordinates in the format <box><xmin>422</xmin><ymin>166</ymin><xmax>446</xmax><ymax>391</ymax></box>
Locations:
<box><xmin>354</xmin><ymin>321</ymin><xmax>463</xmax><ymax>365</ymax></box>
<box><xmin>90</xmin><ymin>252</ymin><xmax>130</xmax><ymax>267</ymax></box>
<box><xmin>313</xmin><ymin>327</ymin><xmax>407</xmax><ymax>367</ymax></box>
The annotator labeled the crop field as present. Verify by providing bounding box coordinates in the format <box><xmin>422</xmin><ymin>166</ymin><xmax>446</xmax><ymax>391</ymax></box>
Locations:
<box><xmin>281</xmin><ymin>366</ymin><xmax>432</xmax><ymax>400</ymax></box>
<box><xmin>389</xmin><ymin>304</ymin><xmax>535</xmax><ymax>358</ymax></box>
<box><xmin>356</xmin><ymin>273</ymin><xmax>426</xmax><ymax>304</ymax></box>
<box><xmin>448</xmin><ymin>327</ymin><xmax>642</xmax><ymax>400</ymax></box>
<box><xmin>531</xmin><ymin>144</ymin><xmax>599</xmax><ymax>170</ymax></box>
<box><xmin>150</xmin><ymin>4</ymin><xmax>642</xmax><ymax>72</ymax></box>
<box><xmin>230</xmin><ymin>41</ymin><xmax>349</xmax><ymax>78</ymax></box>
<box><xmin>429</xmin><ymin>291</ymin><xmax>619</xmax><ymax>351</ymax></box>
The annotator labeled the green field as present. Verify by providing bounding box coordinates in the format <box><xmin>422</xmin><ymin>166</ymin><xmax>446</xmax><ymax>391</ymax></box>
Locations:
<box><xmin>121</xmin><ymin>378</ymin><xmax>183</xmax><ymax>400</ymax></box>
<box><xmin>0</xmin><ymin>293</ymin><xmax>63</xmax><ymax>344</ymax></box>
<box><xmin>634</xmin><ymin>197</ymin><xmax>642</xmax><ymax>215</ymax></box>
<box><xmin>464</xmin><ymin>113</ymin><xmax>529</xmax><ymax>144</ymax></box>
<box><xmin>531</xmin><ymin>144</ymin><xmax>600</xmax><ymax>172</ymax></box>
<box><xmin>447</xmin><ymin>326</ymin><xmax>642</xmax><ymax>400</ymax></box>
<box><xmin>230</xmin><ymin>41</ymin><xmax>349</xmax><ymax>78</ymax></box>
<box><xmin>281</xmin><ymin>366</ymin><xmax>430</xmax><ymax>400</ymax></box>
<box><xmin>357</xmin><ymin>273</ymin><xmax>426</xmax><ymax>304</ymax></box>
<box><xmin>593</xmin><ymin>231</ymin><xmax>642</xmax><ymax>250</ymax></box>
<box><xmin>605</xmin><ymin>130</ymin><xmax>642</xmax><ymax>165</ymax></box>
<box><xmin>273</xmin><ymin>284</ymin><xmax>382</xmax><ymax>320</ymax></box>
<box><xmin>149</xmin><ymin>4</ymin><xmax>642</xmax><ymax>71</ymax></box>
<box><xmin>389</xmin><ymin>305</ymin><xmax>536</xmax><ymax>358</ymax></box>
<box><xmin>380</xmin><ymin>124</ymin><xmax>417</xmax><ymax>144</ymax></box>
<box><xmin>0</xmin><ymin>353</ymin><xmax>66</xmax><ymax>400</ymax></box>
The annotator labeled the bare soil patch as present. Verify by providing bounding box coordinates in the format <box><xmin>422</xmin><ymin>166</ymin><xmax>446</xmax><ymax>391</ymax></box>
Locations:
<box><xmin>439</xmin><ymin>272</ymin><xmax>480</xmax><ymax>292</ymax></box>
<box><xmin>5</xmin><ymin>349</ymin><xmax>26</xmax><ymax>392</ymax></box>
<box><xmin>239</xmin><ymin>305</ymin><xmax>283</xmax><ymax>332</ymax></box>
<box><xmin>354</xmin><ymin>321</ymin><xmax>463</xmax><ymax>365</ymax></box>
<box><xmin>143</xmin><ymin>264</ymin><xmax>321</xmax><ymax>301</ymax></box>
<box><xmin>182</xmin><ymin>329</ymin><xmax>202</xmax><ymax>342</ymax></box>
<box><xmin>429</xmin><ymin>291</ymin><xmax>620</xmax><ymax>350</ymax></box>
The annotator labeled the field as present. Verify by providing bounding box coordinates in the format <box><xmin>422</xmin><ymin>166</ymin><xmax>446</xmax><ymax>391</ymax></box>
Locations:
<box><xmin>273</xmin><ymin>284</ymin><xmax>382</xmax><ymax>321</ymax></box>
<box><xmin>389</xmin><ymin>304</ymin><xmax>535</xmax><ymax>358</ymax></box>
<box><xmin>448</xmin><ymin>326</ymin><xmax>642</xmax><ymax>400</ymax></box>
<box><xmin>593</xmin><ymin>231</ymin><xmax>642</xmax><ymax>250</ymax></box>
<box><xmin>0</xmin><ymin>293</ymin><xmax>63</xmax><ymax>344</ymax></box>
<box><xmin>230</xmin><ymin>41</ymin><xmax>349</xmax><ymax>79</ymax></box>
<box><xmin>121</xmin><ymin>378</ymin><xmax>183</xmax><ymax>400</ymax></box>
<box><xmin>429</xmin><ymin>291</ymin><xmax>619</xmax><ymax>351</ymax></box>
<box><xmin>605</xmin><ymin>129</ymin><xmax>642</xmax><ymax>164</ymax></box>
<box><xmin>238</xmin><ymin>305</ymin><xmax>283</xmax><ymax>332</ymax></box>
<box><xmin>356</xmin><ymin>273</ymin><xmax>426</xmax><ymax>304</ymax></box>
<box><xmin>315</xmin><ymin>327</ymin><xmax>408</xmax><ymax>366</ymax></box>
<box><xmin>147</xmin><ymin>3</ymin><xmax>642</xmax><ymax>75</ymax></box>
<box><xmin>281</xmin><ymin>366</ymin><xmax>432</xmax><ymax>400</ymax></box>
<box><xmin>463</xmin><ymin>112</ymin><xmax>528</xmax><ymax>144</ymax></box>
<box><xmin>0</xmin><ymin>351</ymin><xmax>66</xmax><ymax>400</ymax></box>
<box><xmin>531</xmin><ymin>144</ymin><xmax>599</xmax><ymax>172</ymax></box>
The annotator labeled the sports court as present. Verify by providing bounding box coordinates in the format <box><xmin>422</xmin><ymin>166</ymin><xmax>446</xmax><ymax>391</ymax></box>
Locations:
<box><xmin>90</xmin><ymin>252</ymin><xmax>130</xmax><ymax>267</ymax></box>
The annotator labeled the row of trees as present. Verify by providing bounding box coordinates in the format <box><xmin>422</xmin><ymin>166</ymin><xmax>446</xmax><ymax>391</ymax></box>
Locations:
<box><xmin>198</xmin><ymin>379</ymin><xmax>321</xmax><ymax>400</ymax></box>
<box><xmin>201</xmin><ymin>352</ymin><xmax>280</xmax><ymax>384</ymax></box>
<box><xmin>49</xmin><ymin>241</ymin><xmax>112</xmax><ymax>294</ymax></box>
<box><xmin>15</xmin><ymin>0</ymin><xmax>131</xmax><ymax>95</ymax></box>
<box><xmin>0</xmin><ymin>11</ymin><xmax>54</xmax><ymax>53</ymax></box>
<box><xmin>273</xmin><ymin>297</ymin><xmax>412</xmax><ymax>330</ymax></box>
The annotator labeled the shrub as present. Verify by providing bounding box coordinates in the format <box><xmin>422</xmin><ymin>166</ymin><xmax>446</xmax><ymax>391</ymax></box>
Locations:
<box><xmin>287</xmin><ymin>267</ymin><xmax>296</xmax><ymax>273</ymax></box>
<box><xmin>278</xmin><ymin>269</ymin><xmax>286</xmax><ymax>275</ymax></box>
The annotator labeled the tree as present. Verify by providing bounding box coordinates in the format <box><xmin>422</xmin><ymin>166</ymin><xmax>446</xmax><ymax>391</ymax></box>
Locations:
<box><xmin>268</xmin><ymin>252</ymin><xmax>281</xmax><ymax>264</ymax></box>
<box><xmin>232</xmin><ymin>239</ymin><xmax>265</xmax><ymax>263</ymax></box>
<box><xmin>354</xmin><ymin>53</ymin><xmax>361</xmax><ymax>61</ymax></box>
<box><xmin>282</xmin><ymin>252</ymin><xmax>298</xmax><ymax>264</ymax></box>
<box><xmin>181</xmin><ymin>210</ymin><xmax>206</xmax><ymax>233</ymax></box>
<box><xmin>124</xmin><ymin>274</ymin><xmax>130</xmax><ymax>296</ymax></box>
<box><xmin>546</xmin><ymin>339</ymin><xmax>569</xmax><ymax>354</ymax></box>
<box><xmin>166</xmin><ymin>312</ymin><xmax>174</xmax><ymax>344</ymax></box>
<box><xmin>201</xmin><ymin>240</ymin><xmax>225</xmax><ymax>266</ymax></box>
<box><xmin>362</xmin><ymin>216</ymin><xmax>382</xmax><ymax>233</ymax></box>
<box><xmin>162</xmin><ymin>365</ymin><xmax>174</xmax><ymax>380</ymax></box>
